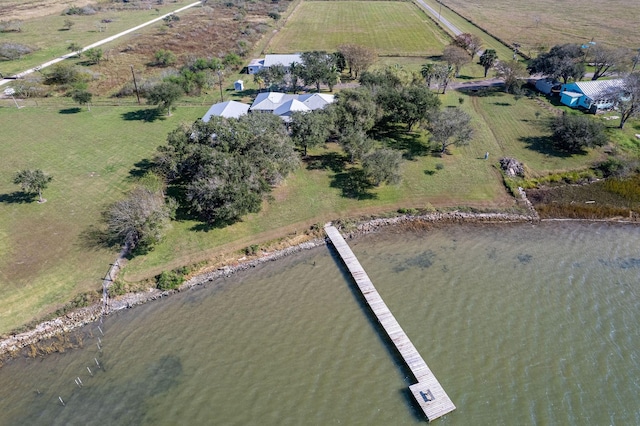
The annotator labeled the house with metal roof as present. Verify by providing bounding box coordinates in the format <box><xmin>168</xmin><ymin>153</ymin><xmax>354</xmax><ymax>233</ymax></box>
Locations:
<box><xmin>249</xmin><ymin>91</ymin><xmax>335</xmax><ymax>121</ymax></box>
<box><xmin>560</xmin><ymin>79</ymin><xmax>624</xmax><ymax>111</ymax></box>
<box><xmin>202</xmin><ymin>100</ymin><xmax>250</xmax><ymax>121</ymax></box>
<box><xmin>247</xmin><ymin>54</ymin><xmax>302</xmax><ymax>74</ymax></box>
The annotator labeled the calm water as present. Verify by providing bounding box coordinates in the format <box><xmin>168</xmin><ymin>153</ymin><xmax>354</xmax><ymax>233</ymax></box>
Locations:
<box><xmin>1</xmin><ymin>222</ymin><xmax>640</xmax><ymax>425</ymax></box>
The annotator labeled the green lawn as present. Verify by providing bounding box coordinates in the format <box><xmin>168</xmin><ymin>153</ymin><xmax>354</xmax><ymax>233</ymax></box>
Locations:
<box><xmin>0</xmin><ymin>102</ymin><xmax>207</xmax><ymax>334</ymax></box>
<box><xmin>267</xmin><ymin>1</ymin><xmax>450</xmax><ymax>56</ymax></box>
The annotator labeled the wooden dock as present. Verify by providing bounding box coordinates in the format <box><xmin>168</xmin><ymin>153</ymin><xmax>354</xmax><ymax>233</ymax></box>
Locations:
<box><xmin>324</xmin><ymin>225</ymin><xmax>456</xmax><ymax>422</ymax></box>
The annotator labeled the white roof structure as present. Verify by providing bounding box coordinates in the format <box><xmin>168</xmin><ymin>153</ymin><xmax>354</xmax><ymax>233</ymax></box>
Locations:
<box><xmin>298</xmin><ymin>93</ymin><xmax>335</xmax><ymax>110</ymax></box>
<box><xmin>263</xmin><ymin>54</ymin><xmax>302</xmax><ymax>68</ymax></box>
<box><xmin>573</xmin><ymin>79</ymin><xmax>624</xmax><ymax>98</ymax></box>
<box><xmin>202</xmin><ymin>100</ymin><xmax>250</xmax><ymax>121</ymax></box>
<box><xmin>250</xmin><ymin>92</ymin><xmax>335</xmax><ymax>121</ymax></box>
<box><xmin>250</xmin><ymin>92</ymin><xmax>296</xmax><ymax>112</ymax></box>
<box><xmin>273</xmin><ymin>99</ymin><xmax>311</xmax><ymax>122</ymax></box>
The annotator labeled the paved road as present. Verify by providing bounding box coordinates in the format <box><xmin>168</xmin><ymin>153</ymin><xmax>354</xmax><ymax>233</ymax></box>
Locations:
<box><xmin>0</xmin><ymin>1</ymin><xmax>202</xmax><ymax>88</ymax></box>
<box><xmin>414</xmin><ymin>0</ymin><xmax>462</xmax><ymax>36</ymax></box>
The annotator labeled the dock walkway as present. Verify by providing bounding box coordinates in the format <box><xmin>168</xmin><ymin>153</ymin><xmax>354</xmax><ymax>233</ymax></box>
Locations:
<box><xmin>324</xmin><ymin>225</ymin><xmax>456</xmax><ymax>422</ymax></box>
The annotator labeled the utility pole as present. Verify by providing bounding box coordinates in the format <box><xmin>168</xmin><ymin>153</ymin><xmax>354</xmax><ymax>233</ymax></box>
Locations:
<box><xmin>438</xmin><ymin>1</ymin><xmax>442</xmax><ymax>22</ymax></box>
<box><xmin>217</xmin><ymin>69</ymin><xmax>224</xmax><ymax>102</ymax></box>
<box><xmin>130</xmin><ymin>65</ymin><xmax>141</xmax><ymax>105</ymax></box>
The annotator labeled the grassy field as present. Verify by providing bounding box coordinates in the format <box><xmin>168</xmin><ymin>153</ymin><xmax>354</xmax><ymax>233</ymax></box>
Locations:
<box><xmin>440</xmin><ymin>0</ymin><xmax>639</xmax><ymax>56</ymax></box>
<box><xmin>0</xmin><ymin>102</ymin><xmax>208</xmax><ymax>334</ymax></box>
<box><xmin>267</xmin><ymin>1</ymin><xmax>450</xmax><ymax>56</ymax></box>
<box><xmin>0</xmin><ymin>0</ymin><xmax>632</xmax><ymax>337</ymax></box>
<box><xmin>0</xmin><ymin>0</ymin><xmax>197</xmax><ymax>76</ymax></box>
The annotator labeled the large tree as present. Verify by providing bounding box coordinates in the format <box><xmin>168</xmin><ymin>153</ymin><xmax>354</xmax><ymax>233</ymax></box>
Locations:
<box><xmin>13</xmin><ymin>169</ymin><xmax>53</xmax><ymax>203</ymax></box>
<box><xmin>146</xmin><ymin>82</ymin><xmax>183</xmax><ymax>116</ymax></box>
<box><xmin>375</xmin><ymin>85</ymin><xmax>440</xmax><ymax>131</ymax></box>
<box><xmin>362</xmin><ymin>148</ymin><xmax>402</xmax><ymax>186</ymax></box>
<box><xmin>338</xmin><ymin>44</ymin><xmax>377</xmax><ymax>78</ymax></box>
<box><xmin>289</xmin><ymin>110</ymin><xmax>331</xmax><ymax>156</ymax></box>
<box><xmin>428</xmin><ymin>108</ymin><xmax>474</xmax><ymax>152</ymax></box>
<box><xmin>105</xmin><ymin>186</ymin><xmax>175</xmax><ymax>252</ymax></box>
<box><xmin>527</xmin><ymin>43</ymin><xmax>585</xmax><ymax>83</ymax></box>
<box><xmin>442</xmin><ymin>45</ymin><xmax>471</xmax><ymax>77</ymax></box>
<box><xmin>339</xmin><ymin>128</ymin><xmax>374</xmax><ymax>163</ymax></box>
<box><xmin>156</xmin><ymin>113</ymin><xmax>299</xmax><ymax>225</ymax></box>
<box><xmin>549</xmin><ymin>113</ymin><xmax>607</xmax><ymax>153</ymax></box>
<box><xmin>332</xmin><ymin>87</ymin><xmax>378</xmax><ymax>134</ymax></box>
<box><xmin>300</xmin><ymin>51</ymin><xmax>335</xmax><ymax>92</ymax></box>
<box><xmin>479</xmin><ymin>49</ymin><xmax>498</xmax><ymax>78</ymax></box>
<box><xmin>495</xmin><ymin>60</ymin><xmax>528</xmax><ymax>94</ymax></box>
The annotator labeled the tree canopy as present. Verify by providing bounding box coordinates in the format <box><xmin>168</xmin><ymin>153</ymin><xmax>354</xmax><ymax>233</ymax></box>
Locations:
<box><xmin>13</xmin><ymin>169</ymin><xmax>52</xmax><ymax>203</ymax></box>
<box><xmin>527</xmin><ymin>43</ymin><xmax>585</xmax><ymax>83</ymax></box>
<box><xmin>549</xmin><ymin>113</ymin><xmax>607</xmax><ymax>153</ymax></box>
<box><xmin>147</xmin><ymin>82</ymin><xmax>183</xmax><ymax>116</ymax></box>
<box><xmin>428</xmin><ymin>108</ymin><xmax>474</xmax><ymax>152</ymax></box>
<box><xmin>155</xmin><ymin>113</ymin><xmax>299</xmax><ymax>225</ymax></box>
<box><xmin>479</xmin><ymin>49</ymin><xmax>498</xmax><ymax>78</ymax></box>
<box><xmin>105</xmin><ymin>186</ymin><xmax>175</xmax><ymax>252</ymax></box>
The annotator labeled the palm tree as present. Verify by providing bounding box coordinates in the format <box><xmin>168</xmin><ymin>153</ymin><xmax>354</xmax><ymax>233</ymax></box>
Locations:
<box><xmin>479</xmin><ymin>49</ymin><xmax>498</xmax><ymax>78</ymax></box>
<box><xmin>421</xmin><ymin>63</ymin><xmax>436</xmax><ymax>87</ymax></box>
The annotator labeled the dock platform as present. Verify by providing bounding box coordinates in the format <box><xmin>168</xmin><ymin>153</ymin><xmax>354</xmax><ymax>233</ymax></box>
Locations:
<box><xmin>324</xmin><ymin>224</ymin><xmax>456</xmax><ymax>422</ymax></box>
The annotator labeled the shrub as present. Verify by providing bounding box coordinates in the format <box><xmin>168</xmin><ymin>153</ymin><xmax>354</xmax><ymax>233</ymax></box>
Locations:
<box><xmin>153</xmin><ymin>49</ymin><xmax>177</xmax><ymax>66</ymax></box>
<box><xmin>0</xmin><ymin>42</ymin><xmax>33</xmax><ymax>60</ymax></box>
<box><xmin>157</xmin><ymin>270</ymin><xmax>185</xmax><ymax>290</ymax></box>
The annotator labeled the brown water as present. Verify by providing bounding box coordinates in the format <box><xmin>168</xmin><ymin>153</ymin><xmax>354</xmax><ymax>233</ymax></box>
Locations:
<box><xmin>1</xmin><ymin>221</ymin><xmax>640</xmax><ymax>425</ymax></box>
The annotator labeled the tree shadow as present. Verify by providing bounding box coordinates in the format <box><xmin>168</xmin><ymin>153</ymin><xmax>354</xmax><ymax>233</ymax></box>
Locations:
<box><xmin>519</xmin><ymin>136</ymin><xmax>576</xmax><ymax>157</ymax></box>
<box><xmin>0</xmin><ymin>191</ymin><xmax>36</xmax><ymax>204</ymax></box>
<box><xmin>371</xmin><ymin>126</ymin><xmax>430</xmax><ymax>160</ymax></box>
<box><xmin>59</xmin><ymin>107</ymin><xmax>81</xmax><ymax>114</ymax></box>
<box><xmin>121</xmin><ymin>109</ymin><xmax>163</xmax><ymax>122</ymax></box>
<box><xmin>129</xmin><ymin>159</ymin><xmax>155</xmax><ymax>179</ymax></box>
<box><xmin>77</xmin><ymin>224</ymin><xmax>119</xmax><ymax>251</ymax></box>
<box><xmin>330</xmin><ymin>168</ymin><xmax>376</xmax><ymax>200</ymax></box>
<box><xmin>304</xmin><ymin>151</ymin><xmax>348</xmax><ymax>173</ymax></box>
<box><xmin>460</xmin><ymin>86</ymin><xmax>505</xmax><ymax>97</ymax></box>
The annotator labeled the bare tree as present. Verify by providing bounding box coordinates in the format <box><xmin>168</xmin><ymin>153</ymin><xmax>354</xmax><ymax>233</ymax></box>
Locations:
<box><xmin>442</xmin><ymin>45</ymin><xmax>471</xmax><ymax>77</ymax></box>
<box><xmin>452</xmin><ymin>33</ymin><xmax>483</xmax><ymax>59</ymax></box>
<box><xmin>495</xmin><ymin>60</ymin><xmax>528</xmax><ymax>93</ymax></box>
<box><xmin>338</xmin><ymin>44</ymin><xmax>377</xmax><ymax>78</ymax></box>
<box><xmin>603</xmin><ymin>72</ymin><xmax>640</xmax><ymax>129</ymax></box>
<box><xmin>590</xmin><ymin>45</ymin><xmax>630</xmax><ymax>80</ymax></box>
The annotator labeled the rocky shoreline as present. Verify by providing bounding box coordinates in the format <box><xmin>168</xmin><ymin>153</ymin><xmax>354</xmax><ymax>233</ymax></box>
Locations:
<box><xmin>0</xmin><ymin>211</ymin><xmax>537</xmax><ymax>362</ymax></box>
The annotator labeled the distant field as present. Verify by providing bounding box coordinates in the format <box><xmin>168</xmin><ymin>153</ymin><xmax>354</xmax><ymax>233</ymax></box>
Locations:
<box><xmin>267</xmin><ymin>1</ymin><xmax>450</xmax><ymax>56</ymax></box>
<box><xmin>441</xmin><ymin>0</ymin><xmax>639</xmax><ymax>55</ymax></box>
<box><xmin>0</xmin><ymin>0</ymin><xmax>196</xmax><ymax>76</ymax></box>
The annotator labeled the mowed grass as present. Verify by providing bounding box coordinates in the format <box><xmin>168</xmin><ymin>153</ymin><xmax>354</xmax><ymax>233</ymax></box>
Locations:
<box><xmin>267</xmin><ymin>1</ymin><xmax>450</xmax><ymax>56</ymax></box>
<box><xmin>441</xmin><ymin>0</ymin><xmax>639</xmax><ymax>54</ymax></box>
<box><xmin>0</xmin><ymin>0</ymin><xmax>196</xmax><ymax>76</ymax></box>
<box><xmin>448</xmin><ymin>90</ymin><xmax>604</xmax><ymax>175</ymax></box>
<box><xmin>0</xmin><ymin>102</ymin><xmax>207</xmax><ymax>334</ymax></box>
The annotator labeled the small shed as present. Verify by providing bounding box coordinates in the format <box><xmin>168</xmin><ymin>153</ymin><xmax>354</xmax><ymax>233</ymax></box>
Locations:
<box><xmin>234</xmin><ymin>80</ymin><xmax>244</xmax><ymax>91</ymax></box>
<box><xmin>535</xmin><ymin>78</ymin><xmax>560</xmax><ymax>95</ymax></box>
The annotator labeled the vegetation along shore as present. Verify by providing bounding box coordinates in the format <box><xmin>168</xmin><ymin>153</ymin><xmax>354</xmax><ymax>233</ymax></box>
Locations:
<box><xmin>1</xmin><ymin>0</ymin><xmax>639</xmax><ymax>364</ymax></box>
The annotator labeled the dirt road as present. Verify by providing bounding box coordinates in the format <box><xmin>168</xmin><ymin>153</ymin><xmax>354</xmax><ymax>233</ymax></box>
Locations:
<box><xmin>0</xmin><ymin>1</ymin><xmax>202</xmax><ymax>88</ymax></box>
